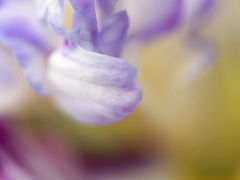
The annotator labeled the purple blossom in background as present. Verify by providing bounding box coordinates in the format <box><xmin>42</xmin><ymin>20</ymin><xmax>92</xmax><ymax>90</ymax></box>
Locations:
<box><xmin>0</xmin><ymin>118</ymin><xmax>82</xmax><ymax>180</ymax></box>
<box><xmin>0</xmin><ymin>0</ymin><xmax>216</xmax><ymax>124</ymax></box>
<box><xmin>0</xmin><ymin>117</ymin><xmax>154</xmax><ymax>180</ymax></box>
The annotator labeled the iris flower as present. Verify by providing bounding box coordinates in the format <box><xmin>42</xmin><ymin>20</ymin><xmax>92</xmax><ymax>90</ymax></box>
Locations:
<box><xmin>0</xmin><ymin>0</ymin><xmax>215</xmax><ymax>124</ymax></box>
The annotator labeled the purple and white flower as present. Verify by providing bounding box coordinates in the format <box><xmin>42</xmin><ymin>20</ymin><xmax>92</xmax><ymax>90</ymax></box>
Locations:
<box><xmin>0</xmin><ymin>0</ymin><xmax>216</xmax><ymax>124</ymax></box>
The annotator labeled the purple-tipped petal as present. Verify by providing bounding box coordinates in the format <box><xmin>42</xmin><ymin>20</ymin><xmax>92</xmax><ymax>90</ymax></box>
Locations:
<box><xmin>0</xmin><ymin>0</ymin><xmax>61</xmax><ymax>95</ymax></box>
<box><xmin>96</xmin><ymin>11</ymin><xmax>129</xmax><ymax>57</ymax></box>
<box><xmin>0</xmin><ymin>2</ymin><xmax>50</xmax><ymax>54</ymax></box>
<box><xmin>0</xmin><ymin>1</ymin><xmax>53</xmax><ymax>95</ymax></box>
<box><xmin>47</xmin><ymin>48</ymin><xmax>142</xmax><ymax>124</ymax></box>
<box><xmin>14</xmin><ymin>46</ymin><xmax>48</xmax><ymax>95</ymax></box>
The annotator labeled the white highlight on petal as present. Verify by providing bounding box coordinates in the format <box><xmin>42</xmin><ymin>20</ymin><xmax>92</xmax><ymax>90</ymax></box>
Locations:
<box><xmin>35</xmin><ymin>0</ymin><xmax>64</xmax><ymax>33</ymax></box>
<box><xmin>47</xmin><ymin>47</ymin><xmax>142</xmax><ymax>124</ymax></box>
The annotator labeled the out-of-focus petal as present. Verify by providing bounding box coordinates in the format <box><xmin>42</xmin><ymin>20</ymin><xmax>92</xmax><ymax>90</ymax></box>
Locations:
<box><xmin>0</xmin><ymin>124</ymin><xmax>33</xmax><ymax>180</ymax></box>
<box><xmin>0</xmin><ymin>120</ymin><xmax>84</xmax><ymax>180</ymax></box>
<box><xmin>36</xmin><ymin>0</ymin><xmax>65</xmax><ymax>34</ymax></box>
<box><xmin>13</xmin><ymin>46</ymin><xmax>48</xmax><ymax>95</ymax></box>
<box><xmin>96</xmin><ymin>11</ymin><xmax>129</xmax><ymax>57</ymax></box>
<box><xmin>47</xmin><ymin>48</ymin><xmax>142</xmax><ymax>124</ymax></box>
<box><xmin>0</xmin><ymin>17</ymin><xmax>48</xmax><ymax>95</ymax></box>
<box><xmin>0</xmin><ymin>48</ymin><xmax>27</xmax><ymax>113</ymax></box>
<box><xmin>181</xmin><ymin>0</ymin><xmax>217</xmax><ymax>83</ymax></box>
<box><xmin>0</xmin><ymin>1</ymin><xmax>50</xmax><ymax>54</ymax></box>
<box><xmin>178</xmin><ymin>38</ymin><xmax>217</xmax><ymax>86</ymax></box>
<box><xmin>0</xmin><ymin>1</ymin><xmax>54</xmax><ymax>95</ymax></box>
<box><xmin>183</xmin><ymin>0</ymin><xmax>215</xmax><ymax>20</ymax></box>
<box><xmin>120</xmin><ymin>0</ymin><xmax>182</xmax><ymax>40</ymax></box>
<box><xmin>95</xmin><ymin>0</ymin><xmax>118</xmax><ymax>24</ymax></box>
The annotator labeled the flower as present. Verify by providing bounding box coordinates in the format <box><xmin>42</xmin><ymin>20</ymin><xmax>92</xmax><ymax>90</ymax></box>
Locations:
<box><xmin>0</xmin><ymin>0</ymin><xmax>216</xmax><ymax>124</ymax></box>
<box><xmin>0</xmin><ymin>0</ymin><xmax>142</xmax><ymax>124</ymax></box>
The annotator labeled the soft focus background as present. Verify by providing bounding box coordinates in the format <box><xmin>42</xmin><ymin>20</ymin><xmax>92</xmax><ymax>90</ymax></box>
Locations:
<box><xmin>1</xmin><ymin>0</ymin><xmax>240</xmax><ymax>179</ymax></box>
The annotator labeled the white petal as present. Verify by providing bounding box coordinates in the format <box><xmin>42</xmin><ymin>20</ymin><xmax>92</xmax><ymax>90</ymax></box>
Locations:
<box><xmin>47</xmin><ymin>47</ymin><xmax>142</xmax><ymax>124</ymax></box>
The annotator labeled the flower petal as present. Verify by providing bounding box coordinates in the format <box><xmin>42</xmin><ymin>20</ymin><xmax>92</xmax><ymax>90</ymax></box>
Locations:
<box><xmin>95</xmin><ymin>0</ymin><xmax>118</xmax><ymax>23</ymax></box>
<box><xmin>47</xmin><ymin>48</ymin><xmax>142</xmax><ymax>124</ymax></box>
<box><xmin>96</xmin><ymin>11</ymin><xmax>129</xmax><ymax>57</ymax></box>
<box><xmin>183</xmin><ymin>0</ymin><xmax>215</xmax><ymax>20</ymax></box>
<box><xmin>69</xmin><ymin>0</ymin><xmax>97</xmax><ymax>27</ymax></box>
<box><xmin>0</xmin><ymin>1</ymin><xmax>53</xmax><ymax>95</ymax></box>
<box><xmin>182</xmin><ymin>0</ymin><xmax>217</xmax><ymax>82</ymax></box>
<box><xmin>37</xmin><ymin>0</ymin><xmax>98</xmax><ymax>50</ymax></box>
<box><xmin>0</xmin><ymin>2</ymin><xmax>50</xmax><ymax>54</ymax></box>
<box><xmin>36</xmin><ymin>0</ymin><xmax>64</xmax><ymax>34</ymax></box>
<box><xmin>70</xmin><ymin>0</ymin><xmax>98</xmax><ymax>50</ymax></box>
<box><xmin>0</xmin><ymin>48</ymin><xmax>27</xmax><ymax>113</ymax></box>
<box><xmin>35</xmin><ymin>0</ymin><xmax>81</xmax><ymax>46</ymax></box>
<box><xmin>120</xmin><ymin>0</ymin><xmax>182</xmax><ymax>40</ymax></box>
<box><xmin>13</xmin><ymin>46</ymin><xmax>48</xmax><ymax>95</ymax></box>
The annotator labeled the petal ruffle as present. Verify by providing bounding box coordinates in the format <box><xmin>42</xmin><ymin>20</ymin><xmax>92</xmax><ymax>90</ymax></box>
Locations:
<box><xmin>47</xmin><ymin>48</ymin><xmax>142</xmax><ymax>124</ymax></box>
